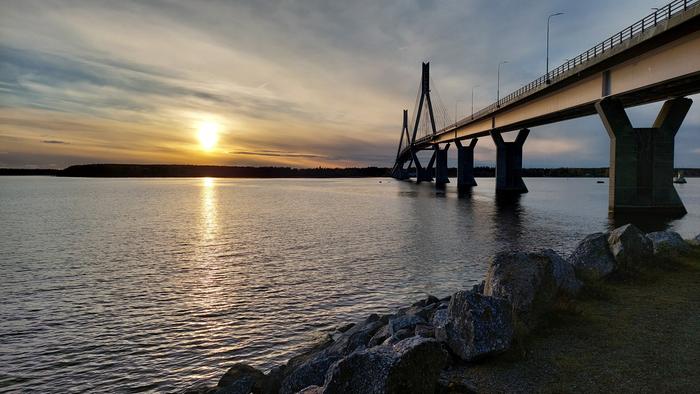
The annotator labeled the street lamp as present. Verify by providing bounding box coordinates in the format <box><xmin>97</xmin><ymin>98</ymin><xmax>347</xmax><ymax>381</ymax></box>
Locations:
<box><xmin>471</xmin><ymin>85</ymin><xmax>480</xmax><ymax>119</ymax></box>
<box><xmin>546</xmin><ymin>12</ymin><xmax>564</xmax><ymax>83</ymax></box>
<box><xmin>497</xmin><ymin>61</ymin><xmax>508</xmax><ymax>107</ymax></box>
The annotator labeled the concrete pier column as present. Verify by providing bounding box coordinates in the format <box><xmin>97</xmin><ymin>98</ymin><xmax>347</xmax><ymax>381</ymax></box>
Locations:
<box><xmin>415</xmin><ymin>150</ymin><xmax>435</xmax><ymax>183</ymax></box>
<box><xmin>595</xmin><ymin>97</ymin><xmax>691</xmax><ymax>215</ymax></box>
<box><xmin>490</xmin><ymin>129</ymin><xmax>529</xmax><ymax>194</ymax></box>
<box><xmin>435</xmin><ymin>144</ymin><xmax>450</xmax><ymax>186</ymax></box>
<box><xmin>455</xmin><ymin>139</ymin><xmax>478</xmax><ymax>190</ymax></box>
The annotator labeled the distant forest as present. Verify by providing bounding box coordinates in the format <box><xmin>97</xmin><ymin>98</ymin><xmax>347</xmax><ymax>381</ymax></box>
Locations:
<box><xmin>1</xmin><ymin>164</ymin><xmax>699</xmax><ymax>178</ymax></box>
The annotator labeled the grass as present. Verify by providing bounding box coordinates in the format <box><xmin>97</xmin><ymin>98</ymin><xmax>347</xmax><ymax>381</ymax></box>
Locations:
<box><xmin>459</xmin><ymin>248</ymin><xmax>700</xmax><ymax>393</ymax></box>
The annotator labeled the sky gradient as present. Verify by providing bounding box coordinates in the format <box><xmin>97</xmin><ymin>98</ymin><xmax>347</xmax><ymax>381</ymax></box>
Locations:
<box><xmin>1</xmin><ymin>0</ymin><xmax>699</xmax><ymax>169</ymax></box>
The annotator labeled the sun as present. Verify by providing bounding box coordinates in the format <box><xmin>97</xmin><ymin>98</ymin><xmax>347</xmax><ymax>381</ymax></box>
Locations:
<box><xmin>197</xmin><ymin>122</ymin><xmax>219</xmax><ymax>151</ymax></box>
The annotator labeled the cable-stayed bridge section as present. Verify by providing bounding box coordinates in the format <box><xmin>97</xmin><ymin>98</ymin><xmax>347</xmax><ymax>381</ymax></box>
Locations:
<box><xmin>391</xmin><ymin>0</ymin><xmax>700</xmax><ymax>215</ymax></box>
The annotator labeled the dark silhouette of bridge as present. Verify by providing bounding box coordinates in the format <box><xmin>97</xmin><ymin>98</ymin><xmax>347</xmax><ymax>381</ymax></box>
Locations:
<box><xmin>392</xmin><ymin>0</ymin><xmax>700</xmax><ymax>215</ymax></box>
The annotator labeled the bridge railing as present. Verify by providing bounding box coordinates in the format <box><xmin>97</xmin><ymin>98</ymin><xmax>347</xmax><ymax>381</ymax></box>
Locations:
<box><xmin>440</xmin><ymin>0</ymin><xmax>699</xmax><ymax>134</ymax></box>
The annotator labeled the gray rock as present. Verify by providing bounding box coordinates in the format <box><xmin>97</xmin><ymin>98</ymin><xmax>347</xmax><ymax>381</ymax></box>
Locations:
<box><xmin>382</xmin><ymin>328</ymin><xmax>414</xmax><ymax>346</ymax></box>
<box><xmin>280</xmin><ymin>351</ymin><xmax>342</xmax><ymax>394</ymax></box>
<box><xmin>217</xmin><ymin>363</ymin><xmax>267</xmax><ymax>393</ymax></box>
<box><xmin>410</xmin><ymin>295</ymin><xmax>440</xmax><ymax>308</ymax></box>
<box><xmin>471</xmin><ymin>281</ymin><xmax>485</xmax><ymax>294</ymax></box>
<box><xmin>327</xmin><ymin>319</ymin><xmax>384</xmax><ymax>355</ymax></box>
<box><xmin>414</xmin><ymin>324</ymin><xmax>435</xmax><ymax>338</ymax></box>
<box><xmin>647</xmin><ymin>230</ymin><xmax>691</xmax><ymax>260</ymax></box>
<box><xmin>440</xmin><ymin>291</ymin><xmax>513</xmax><ymax>362</ymax></box>
<box><xmin>484</xmin><ymin>250</ymin><xmax>573</xmax><ymax>325</ymax></box>
<box><xmin>263</xmin><ymin>365</ymin><xmax>284</xmax><ymax>394</ymax></box>
<box><xmin>297</xmin><ymin>386</ymin><xmax>323</xmax><ymax>394</ymax></box>
<box><xmin>607</xmin><ymin>224</ymin><xmax>653</xmax><ymax>269</ymax></box>
<box><xmin>567</xmin><ymin>232</ymin><xmax>616</xmax><ymax>280</ymax></box>
<box><xmin>216</xmin><ymin>377</ymin><xmax>255</xmax><ymax>394</ymax></box>
<box><xmin>542</xmin><ymin>249</ymin><xmax>583</xmax><ymax>295</ymax></box>
<box><xmin>388</xmin><ymin>315</ymin><xmax>425</xmax><ymax>336</ymax></box>
<box><xmin>402</xmin><ymin>302</ymin><xmax>439</xmax><ymax>320</ymax></box>
<box><xmin>336</xmin><ymin>323</ymin><xmax>355</xmax><ymax>333</ymax></box>
<box><xmin>323</xmin><ymin>337</ymin><xmax>447</xmax><ymax>394</ymax></box>
<box><xmin>432</xmin><ymin>308</ymin><xmax>449</xmax><ymax>342</ymax></box>
<box><xmin>281</xmin><ymin>315</ymin><xmax>384</xmax><ymax>394</ymax></box>
<box><xmin>367</xmin><ymin>325</ymin><xmax>390</xmax><ymax>347</ymax></box>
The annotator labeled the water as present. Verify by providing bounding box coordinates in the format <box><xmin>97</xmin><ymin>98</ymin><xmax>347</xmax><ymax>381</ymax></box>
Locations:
<box><xmin>1</xmin><ymin>176</ymin><xmax>698</xmax><ymax>393</ymax></box>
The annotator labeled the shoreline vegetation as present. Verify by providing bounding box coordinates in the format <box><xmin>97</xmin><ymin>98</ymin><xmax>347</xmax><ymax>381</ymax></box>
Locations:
<box><xmin>1</xmin><ymin>164</ymin><xmax>700</xmax><ymax>178</ymax></box>
<box><xmin>182</xmin><ymin>226</ymin><xmax>700</xmax><ymax>394</ymax></box>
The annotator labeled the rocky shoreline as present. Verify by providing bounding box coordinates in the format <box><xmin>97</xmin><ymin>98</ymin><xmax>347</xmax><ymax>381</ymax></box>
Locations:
<box><xmin>183</xmin><ymin>225</ymin><xmax>700</xmax><ymax>394</ymax></box>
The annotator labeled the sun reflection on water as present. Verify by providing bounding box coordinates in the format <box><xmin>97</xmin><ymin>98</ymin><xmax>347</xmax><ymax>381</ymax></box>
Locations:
<box><xmin>200</xmin><ymin>177</ymin><xmax>218</xmax><ymax>243</ymax></box>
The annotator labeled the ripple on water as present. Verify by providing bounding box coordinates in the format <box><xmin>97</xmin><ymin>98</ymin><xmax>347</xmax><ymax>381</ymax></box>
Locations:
<box><xmin>1</xmin><ymin>177</ymin><xmax>698</xmax><ymax>392</ymax></box>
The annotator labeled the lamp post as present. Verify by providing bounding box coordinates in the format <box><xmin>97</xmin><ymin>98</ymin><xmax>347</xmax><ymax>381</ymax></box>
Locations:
<box><xmin>547</xmin><ymin>12</ymin><xmax>564</xmax><ymax>83</ymax></box>
<box><xmin>471</xmin><ymin>85</ymin><xmax>479</xmax><ymax>119</ymax></box>
<box><xmin>497</xmin><ymin>61</ymin><xmax>508</xmax><ymax>107</ymax></box>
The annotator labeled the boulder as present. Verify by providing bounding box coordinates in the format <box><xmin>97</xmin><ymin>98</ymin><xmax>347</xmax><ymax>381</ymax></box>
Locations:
<box><xmin>471</xmin><ymin>281</ymin><xmax>485</xmax><ymax>294</ymax></box>
<box><xmin>263</xmin><ymin>365</ymin><xmax>285</xmax><ymax>394</ymax></box>
<box><xmin>607</xmin><ymin>224</ymin><xmax>653</xmax><ymax>269</ymax></box>
<box><xmin>280</xmin><ymin>351</ymin><xmax>342</xmax><ymax>394</ymax></box>
<box><xmin>438</xmin><ymin>291</ymin><xmax>513</xmax><ymax>362</ymax></box>
<box><xmin>297</xmin><ymin>386</ymin><xmax>323</xmax><ymax>394</ymax></box>
<box><xmin>484</xmin><ymin>250</ymin><xmax>578</xmax><ymax>325</ymax></box>
<box><xmin>401</xmin><ymin>302</ymin><xmax>439</xmax><ymax>320</ymax></box>
<box><xmin>322</xmin><ymin>337</ymin><xmax>447</xmax><ymax>394</ymax></box>
<box><xmin>382</xmin><ymin>328</ymin><xmax>414</xmax><ymax>346</ymax></box>
<box><xmin>431</xmin><ymin>308</ymin><xmax>449</xmax><ymax>343</ymax></box>
<box><xmin>414</xmin><ymin>324</ymin><xmax>435</xmax><ymax>338</ymax></box>
<box><xmin>388</xmin><ymin>315</ymin><xmax>426</xmax><ymax>336</ymax></box>
<box><xmin>327</xmin><ymin>318</ymin><xmax>384</xmax><ymax>355</ymax></box>
<box><xmin>367</xmin><ymin>325</ymin><xmax>390</xmax><ymax>347</ymax></box>
<box><xmin>336</xmin><ymin>323</ymin><xmax>355</xmax><ymax>333</ymax></box>
<box><xmin>542</xmin><ymin>249</ymin><xmax>583</xmax><ymax>295</ymax></box>
<box><xmin>647</xmin><ymin>230</ymin><xmax>691</xmax><ymax>260</ymax></box>
<box><xmin>567</xmin><ymin>232</ymin><xmax>616</xmax><ymax>280</ymax></box>
<box><xmin>217</xmin><ymin>363</ymin><xmax>267</xmax><ymax>393</ymax></box>
<box><xmin>216</xmin><ymin>378</ymin><xmax>256</xmax><ymax>394</ymax></box>
<box><xmin>409</xmin><ymin>294</ymin><xmax>439</xmax><ymax>308</ymax></box>
<box><xmin>281</xmin><ymin>315</ymin><xmax>384</xmax><ymax>394</ymax></box>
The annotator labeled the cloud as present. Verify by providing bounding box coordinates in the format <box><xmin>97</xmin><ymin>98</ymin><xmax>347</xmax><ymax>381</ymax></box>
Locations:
<box><xmin>230</xmin><ymin>150</ymin><xmax>326</xmax><ymax>159</ymax></box>
<box><xmin>42</xmin><ymin>140</ymin><xmax>68</xmax><ymax>144</ymax></box>
<box><xmin>0</xmin><ymin>0</ymin><xmax>698</xmax><ymax>168</ymax></box>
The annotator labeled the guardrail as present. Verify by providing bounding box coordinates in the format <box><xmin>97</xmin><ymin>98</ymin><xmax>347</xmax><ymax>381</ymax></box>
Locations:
<box><xmin>438</xmin><ymin>0</ymin><xmax>699</xmax><ymax>134</ymax></box>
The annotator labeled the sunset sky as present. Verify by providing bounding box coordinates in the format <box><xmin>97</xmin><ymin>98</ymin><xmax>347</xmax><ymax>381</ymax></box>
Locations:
<box><xmin>1</xmin><ymin>0</ymin><xmax>699</xmax><ymax>169</ymax></box>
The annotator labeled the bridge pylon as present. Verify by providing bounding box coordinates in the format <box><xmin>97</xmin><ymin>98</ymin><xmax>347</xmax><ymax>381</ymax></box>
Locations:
<box><xmin>391</xmin><ymin>109</ymin><xmax>412</xmax><ymax>179</ymax></box>
<box><xmin>391</xmin><ymin>62</ymin><xmax>442</xmax><ymax>182</ymax></box>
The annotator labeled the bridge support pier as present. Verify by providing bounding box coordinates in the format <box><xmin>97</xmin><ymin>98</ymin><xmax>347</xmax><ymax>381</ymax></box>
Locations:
<box><xmin>414</xmin><ymin>150</ymin><xmax>435</xmax><ymax>183</ymax></box>
<box><xmin>595</xmin><ymin>97</ymin><xmax>691</xmax><ymax>215</ymax></box>
<box><xmin>491</xmin><ymin>129</ymin><xmax>529</xmax><ymax>194</ymax></box>
<box><xmin>455</xmin><ymin>139</ymin><xmax>478</xmax><ymax>191</ymax></box>
<box><xmin>435</xmin><ymin>144</ymin><xmax>450</xmax><ymax>186</ymax></box>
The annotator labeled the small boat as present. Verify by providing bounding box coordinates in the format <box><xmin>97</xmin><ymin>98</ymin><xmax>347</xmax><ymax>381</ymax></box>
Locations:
<box><xmin>673</xmin><ymin>171</ymin><xmax>687</xmax><ymax>184</ymax></box>
<box><xmin>596</xmin><ymin>180</ymin><xmax>604</xmax><ymax>184</ymax></box>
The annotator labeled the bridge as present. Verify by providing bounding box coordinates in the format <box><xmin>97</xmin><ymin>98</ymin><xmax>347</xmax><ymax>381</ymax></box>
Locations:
<box><xmin>391</xmin><ymin>0</ymin><xmax>700</xmax><ymax>215</ymax></box>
